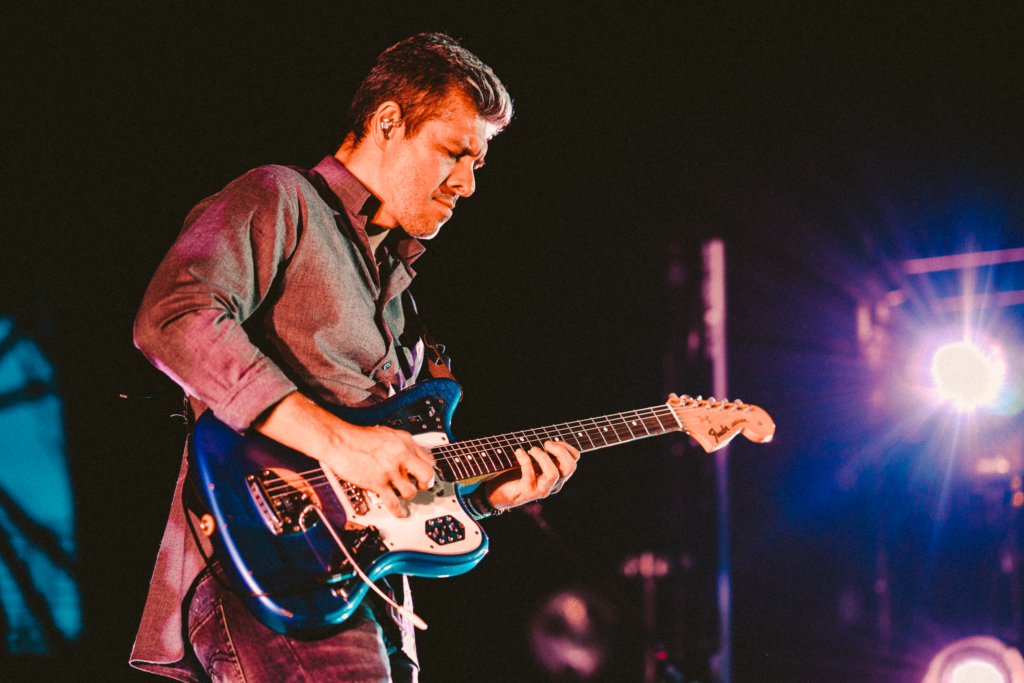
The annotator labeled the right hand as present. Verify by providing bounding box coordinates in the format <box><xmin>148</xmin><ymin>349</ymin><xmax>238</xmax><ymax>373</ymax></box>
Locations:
<box><xmin>253</xmin><ymin>392</ymin><xmax>435</xmax><ymax>518</ymax></box>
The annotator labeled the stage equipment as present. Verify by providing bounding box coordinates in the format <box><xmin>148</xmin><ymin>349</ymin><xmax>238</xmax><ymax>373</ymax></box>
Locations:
<box><xmin>622</xmin><ymin>551</ymin><xmax>670</xmax><ymax>683</ymax></box>
<box><xmin>921</xmin><ymin>635</ymin><xmax>1024</xmax><ymax>683</ymax></box>
<box><xmin>528</xmin><ymin>588</ymin><xmax>619</xmax><ymax>680</ymax></box>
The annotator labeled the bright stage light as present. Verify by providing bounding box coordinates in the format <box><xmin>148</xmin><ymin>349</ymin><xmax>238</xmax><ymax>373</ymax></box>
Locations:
<box><xmin>922</xmin><ymin>636</ymin><xmax>1024</xmax><ymax>683</ymax></box>
<box><xmin>950</xmin><ymin>659</ymin><xmax>1006</xmax><ymax>683</ymax></box>
<box><xmin>931</xmin><ymin>341</ymin><xmax>1005</xmax><ymax>410</ymax></box>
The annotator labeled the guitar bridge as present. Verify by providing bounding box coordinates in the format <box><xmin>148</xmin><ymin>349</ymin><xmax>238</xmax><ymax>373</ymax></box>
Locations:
<box><xmin>340</xmin><ymin>480</ymin><xmax>370</xmax><ymax>516</ymax></box>
<box><xmin>247</xmin><ymin>469</ymin><xmax>321</xmax><ymax>535</ymax></box>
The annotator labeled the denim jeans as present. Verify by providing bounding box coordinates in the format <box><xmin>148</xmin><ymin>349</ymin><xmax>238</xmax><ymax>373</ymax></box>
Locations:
<box><xmin>187</xmin><ymin>568</ymin><xmax>417</xmax><ymax>683</ymax></box>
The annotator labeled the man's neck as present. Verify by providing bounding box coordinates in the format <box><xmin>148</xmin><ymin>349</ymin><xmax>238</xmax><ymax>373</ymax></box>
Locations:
<box><xmin>335</xmin><ymin>136</ymin><xmax>397</xmax><ymax>254</ymax></box>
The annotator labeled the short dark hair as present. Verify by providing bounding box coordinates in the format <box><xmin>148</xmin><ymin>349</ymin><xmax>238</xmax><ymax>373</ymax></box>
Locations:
<box><xmin>348</xmin><ymin>33</ymin><xmax>513</xmax><ymax>143</ymax></box>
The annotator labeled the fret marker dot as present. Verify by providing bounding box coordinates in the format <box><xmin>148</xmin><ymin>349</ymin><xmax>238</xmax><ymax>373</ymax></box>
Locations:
<box><xmin>631</xmin><ymin>421</ymin><xmax>637</xmax><ymax>425</ymax></box>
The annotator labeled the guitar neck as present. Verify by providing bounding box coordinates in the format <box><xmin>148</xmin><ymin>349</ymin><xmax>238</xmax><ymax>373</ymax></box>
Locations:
<box><xmin>431</xmin><ymin>405</ymin><xmax>682</xmax><ymax>483</ymax></box>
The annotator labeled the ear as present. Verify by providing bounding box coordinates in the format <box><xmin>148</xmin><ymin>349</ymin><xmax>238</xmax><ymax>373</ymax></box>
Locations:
<box><xmin>371</xmin><ymin>101</ymin><xmax>404</xmax><ymax>150</ymax></box>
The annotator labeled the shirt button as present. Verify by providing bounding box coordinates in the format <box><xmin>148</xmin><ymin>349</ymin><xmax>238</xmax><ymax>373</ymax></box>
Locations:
<box><xmin>383</xmin><ymin>362</ymin><xmax>391</xmax><ymax>370</ymax></box>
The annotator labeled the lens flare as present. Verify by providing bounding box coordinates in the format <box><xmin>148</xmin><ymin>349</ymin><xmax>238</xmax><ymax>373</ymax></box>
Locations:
<box><xmin>931</xmin><ymin>341</ymin><xmax>1005</xmax><ymax>410</ymax></box>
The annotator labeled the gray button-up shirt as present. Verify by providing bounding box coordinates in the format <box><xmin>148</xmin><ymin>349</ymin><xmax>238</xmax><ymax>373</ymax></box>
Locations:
<box><xmin>130</xmin><ymin>156</ymin><xmax>424</xmax><ymax>681</ymax></box>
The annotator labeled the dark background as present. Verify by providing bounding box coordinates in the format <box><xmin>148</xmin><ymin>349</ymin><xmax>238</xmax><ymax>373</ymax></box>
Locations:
<box><xmin>2</xmin><ymin>2</ymin><xmax>1023</xmax><ymax>681</ymax></box>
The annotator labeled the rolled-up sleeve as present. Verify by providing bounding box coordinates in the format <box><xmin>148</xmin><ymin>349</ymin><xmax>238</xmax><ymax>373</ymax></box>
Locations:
<box><xmin>134</xmin><ymin>167</ymin><xmax>303</xmax><ymax>432</ymax></box>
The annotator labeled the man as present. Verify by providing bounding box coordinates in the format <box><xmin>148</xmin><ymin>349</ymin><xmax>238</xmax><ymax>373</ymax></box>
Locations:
<box><xmin>130</xmin><ymin>34</ymin><xmax>579</xmax><ymax>683</ymax></box>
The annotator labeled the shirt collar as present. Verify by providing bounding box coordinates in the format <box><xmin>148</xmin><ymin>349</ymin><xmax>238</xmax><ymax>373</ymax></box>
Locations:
<box><xmin>311</xmin><ymin>156</ymin><xmax>426</xmax><ymax>268</ymax></box>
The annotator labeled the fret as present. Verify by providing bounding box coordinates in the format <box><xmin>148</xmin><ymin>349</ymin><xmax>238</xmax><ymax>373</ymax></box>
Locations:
<box><xmin>547</xmin><ymin>423</ymin><xmax>573</xmax><ymax>449</ymax></box>
<box><xmin>618</xmin><ymin>413</ymin><xmax>639</xmax><ymax>439</ymax></box>
<box><xmin>662</xmin><ymin>404</ymin><xmax>684</xmax><ymax>430</ymax></box>
<box><xmin>640</xmin><ymin>408</ymin><xmax>667</xmax><ymax>435</ymax></box>
<box><xmin>448</xmin><ymin>443</ymin><xmax>472</xmax><ymax>479</ymax></box>
<box><xmin>450</xmin><ymin>444</ymin><xmax>476</xmax><ymax>480</ymax></box>
<box><xmin>510</xmin><ymin>431</ymin><xmax>533</xmax><ymax>452</ymax></box>
<box><xmin>458</xmin><ymin>441</ymin><xmax>485</xmax><ymax>477</ymax></box>
<box><xmin>432</xmin><ymin>403</ymin><xmax>698</xmax><ymax>481</ymax></box>
<box><xmin>623</xmin><ymin>411</ymin><xmax>650</xmax><ymax>438</ymax></box>
<box><xmin>525</xmin><ymin>427</ymin><xmax>552</xmax><ymax>450</ymax></box>
<box><xmin>461</xmin><ymin>441</ymin><xmax>487</xmax><ymax>478</ymax></box>
<box><xmin>494</xmin><ymin>435</ymin><xmax>520</xmax><ymax>469</ymax></box>
<box><xmin>614</xmin><ymin>414</ymin><xmax>638</xmax><ymax>441</ymax></box>
<box><xmin>539</xmin><ymin>425</ymin><xmax>563</xmax><ymax>445</ymax></box>
<box><xmin>565</xmin><ymin>420</ymin><xmax>596</xmax><ymax>451</ymax></box>
<box><xmin>583</xmin><ymin>421</ymin><xmax>601</xmax><ymax>448</ymax></box>
<box><xmin>439</xmin><ymin>446</ymin><xmax>469</xmax><ymax>481</ymax></box>
<box><xmin>593</xmin><ymin>414</ymin><xmax>623</xmax><ymax>444</ymax></box>
<box><xmin>457</xmin><ymin>438</ymin><xmax>488</xmax><ymax>476</ymax></box>
<box><xmin>589</xmin><ymin>422</ymin><xmax>608</xmax><ymax>445</ymax></box>
<box><xmin>480</xmin><ymin>436</ymin><xmax>513</xmax><ymax>472</ymax></box>
<box><xmin>652</xmin><ymin>407</ymin><xmax>676</xmax><ymax>432</ymax></box>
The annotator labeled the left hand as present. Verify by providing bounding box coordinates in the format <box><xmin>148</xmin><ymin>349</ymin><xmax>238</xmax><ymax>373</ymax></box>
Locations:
<box><xmin>482</xmin><ymin>440</ymin><xmax>580</xmax><ymax>511</ymax></box>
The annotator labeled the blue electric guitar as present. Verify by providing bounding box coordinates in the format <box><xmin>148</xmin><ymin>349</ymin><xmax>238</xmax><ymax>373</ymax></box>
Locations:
<box><xmin>189</xmin><ymin>377</ymin><xmax>774</xmax><ymax>635</ymax></box>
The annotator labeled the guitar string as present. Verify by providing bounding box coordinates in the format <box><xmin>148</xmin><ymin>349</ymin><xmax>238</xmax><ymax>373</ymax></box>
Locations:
<box><xmin>257</xmin><ymin>403</ymin><xmax>732</xmax><ymax>497</ymax></box>
<box><xmin>259</xmin><ymin>406</ymin><xmax>684</xmax><ymax>497</ymax></box>
<box><xmin>435</xmin><ymin>406</ymin><xmax>682</xmax><ymax>481</ymax></box>
<box><xmin>259</xmin><ymin>402</ymin><xmax>742</xmax><ymax>498</ymax></box>
<box><xmin>258</xmin><ymin>406</ymin><xmax>680</xmax><ymax>494</ymax></box>
<box><xmin>259</xmin><ymin>402</ymin><xmax>742</xmax><ymax>496</ymax></box>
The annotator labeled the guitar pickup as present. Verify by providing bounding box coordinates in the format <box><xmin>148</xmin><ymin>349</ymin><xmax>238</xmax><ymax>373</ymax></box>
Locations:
<box><xmin>425</xmin><ymin>515</ymin><xmax>465</xmax><ymax>545</ymax></box>
<box><xmin>388</xmin><ymin>418</ymin><xmax>403</xmax><ymax>427</ymax></box>
<box><xmin>247</xmin><ymin>469</ymin><xmax>320</xmax><ymax>536</ymax></box>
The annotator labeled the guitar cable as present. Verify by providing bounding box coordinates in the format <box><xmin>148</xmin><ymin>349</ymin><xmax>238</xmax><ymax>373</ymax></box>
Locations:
<box><xmin>299</xmin><ymin>504</ymin><xmax>428</xmax><ymax>631</ymax></box>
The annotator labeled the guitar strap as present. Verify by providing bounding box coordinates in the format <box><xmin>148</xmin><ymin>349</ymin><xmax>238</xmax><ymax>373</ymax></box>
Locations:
<box><xmin>399</xmin><ymin>289</ymin><xmax>458</xmax><ymax>385</ymax></box>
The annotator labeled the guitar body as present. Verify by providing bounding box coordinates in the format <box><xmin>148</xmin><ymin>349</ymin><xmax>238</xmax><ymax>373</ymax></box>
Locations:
<box><xmin>188</xmin><ymin>378</ymin><xmax>488</xmax><ymax>636</ymax></box>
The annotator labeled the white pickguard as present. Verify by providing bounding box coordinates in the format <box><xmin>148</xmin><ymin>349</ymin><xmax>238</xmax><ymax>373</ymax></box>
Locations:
<box><xmin>320</xmin><ymin>431</ymin><xmax>484</xmax><ymax>557</ymax></box>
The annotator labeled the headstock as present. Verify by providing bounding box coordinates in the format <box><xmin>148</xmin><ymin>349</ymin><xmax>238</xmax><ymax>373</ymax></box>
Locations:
<box><xmin>667</xmin><ymin>394</ymin><xmax>775</xmax><ymax>453</ymax></box>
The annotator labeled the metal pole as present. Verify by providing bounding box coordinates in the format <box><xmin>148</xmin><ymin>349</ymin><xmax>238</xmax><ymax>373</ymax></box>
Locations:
<box><xmin>703</xmin><ymin>239</ymin><xmax>730</xmax><ymax>683</ymax></box>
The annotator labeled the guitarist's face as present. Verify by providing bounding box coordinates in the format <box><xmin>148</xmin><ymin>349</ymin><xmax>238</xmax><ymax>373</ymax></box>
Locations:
<box><xmin>376</xmin><ymin>96</ymin><xmax>493</xmax><ymax>240</ymax></box>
